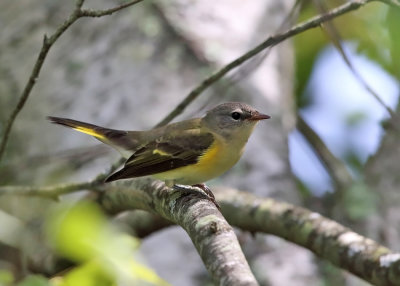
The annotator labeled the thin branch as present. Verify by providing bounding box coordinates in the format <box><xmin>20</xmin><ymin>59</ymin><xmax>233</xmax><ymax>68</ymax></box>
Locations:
<box><xmin>314</xmin><ymin>0</ymin><xmax>395</xmax><ymax>118</ymax></box>
<box><xmin>297</xmin><ymin>115</ymin><xmax>353</xmax><ymax>191</ymax></box>
<box><xmin>0</xmin><ymin>0</ymin><xmax>145</xmax><ymax>163</ymax></box>
<box><xmin>0</xmin><ymin>157</ymin><xmax>123</xmax><ymax>198</ymax></box>
<box><xmin>80</xmin><ymin>0</ymin><xmax>146</xmax><ymax>17</ymax></box>
<box><xmin>0</xmin><ymin>181</ymin><xmax>97</xmax><ymax>199</ymax></box>
<box><xmin>100</xmin><ymin>179</ymin><xmax>259</xmax><ymax>286</ymax></box>
<box><xmin>156</xmin><ymin>0</ymin><xmax>373</xmax><ymax>127</ymax></box>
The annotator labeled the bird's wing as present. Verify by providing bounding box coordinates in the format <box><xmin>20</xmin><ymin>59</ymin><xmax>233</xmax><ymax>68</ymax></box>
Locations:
<box><xmin>105</xmin><ymin>130</ymin><xmax>214</xmax><ymax>182</ymax></box>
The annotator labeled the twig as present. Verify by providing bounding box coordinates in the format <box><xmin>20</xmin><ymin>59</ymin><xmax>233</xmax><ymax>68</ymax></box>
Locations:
<box><xmin>0</xmin><ymin>181</ymin><xmax>98</xmax><ymax>199</ymax></box>
<box><xmin>313</xmin><ymin>0</ymin><xmax>395</xmax><ymax>117</ymax></box>
<box><xmin>0</xmin><ymin>0</ymin><xmax>145</xmax><ymax>163</ymax></box>
<box><xmin>156</xmin><ymin>0</ymin><xmax>373</xmax><ymax>127</ymax></box>
<box><xmin>297</xmin><ymin>115</ymin><xmax>353</xmax><ymax>191</ymax></box>
<box><xmin>80</xmin><ymin>0</ymin><xmax>146</xmax><ymax>17</ymax></box>
<box><xmin>0</xmin><ymin>157</ymin><xmax>124</xmax><ymax>198</ymax></box>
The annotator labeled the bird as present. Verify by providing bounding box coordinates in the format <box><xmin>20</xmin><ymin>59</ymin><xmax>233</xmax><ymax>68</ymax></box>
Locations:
<box><xmin>48</xmin><ymin>102</ymin><xmax>270</xmax><ymax>206</ymax></box>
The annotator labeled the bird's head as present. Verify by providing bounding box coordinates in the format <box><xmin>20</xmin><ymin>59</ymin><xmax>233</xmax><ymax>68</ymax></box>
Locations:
<box><xmin>202</xmin><ymin>102</ymin><xmax>270</xmax><ymax>140</ymax></box>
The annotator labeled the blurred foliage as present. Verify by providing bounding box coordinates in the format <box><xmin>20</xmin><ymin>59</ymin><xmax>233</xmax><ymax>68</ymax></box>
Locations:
<box><xmin>17</xmin><ymin>275</ymin><xmax>49</xmax><ymax>286</ymax></box>
<box><xmin>0</xmin><ymin>269</ymin><xmax>14</xmax><ymax>285</ymax></box>
<box><xmin>46</xmin><ymin>201</ymin><xmax>170</xmax><ymax>286</ymax></box>
<box><xmin>343</xmin><ymin>181</ymin><xmax>377</xmax><ymax>221</ymax></box>
<box><xmin>387</xmin><ymin>6</ymin><xmax>400</xmax><ymax>77</ymax></box>
<box><xmin>295</xmin><ymin>0</ymin><xmax>400</xmax><ymax>108</ymax></box>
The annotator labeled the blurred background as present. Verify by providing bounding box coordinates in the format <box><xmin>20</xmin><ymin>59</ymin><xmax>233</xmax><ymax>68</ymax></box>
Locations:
<box><xmin>1</xmin><ymin>0</ymin><xmax>399</xmax><ymax>285</ymax></box>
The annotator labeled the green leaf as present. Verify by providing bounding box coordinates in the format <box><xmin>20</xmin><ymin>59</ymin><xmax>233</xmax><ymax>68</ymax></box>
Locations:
<box><xmin>386</xmin><ymin>6</ymin><xmax>400</xmax><ymax>78</ymax></box>
<box><xmin>46</xmin><ymin>202</ymin><xmax>170</xmax><ymax>286</ymax></box>
<box><xmin>0</xmin><ymin>269</ymin><xmax>14</xmax><ymax>285</ymax></box>
<box><xmin>17</xmin><ymin>275</ymin><xmax>49</xmax><ymax>286</ymax></box>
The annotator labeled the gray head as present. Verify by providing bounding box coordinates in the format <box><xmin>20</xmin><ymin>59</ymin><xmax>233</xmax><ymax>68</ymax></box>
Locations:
<box><xmin>202</xmin><ymin>102</ymin><xmax>270</xmax><ymax>139</ymax></box>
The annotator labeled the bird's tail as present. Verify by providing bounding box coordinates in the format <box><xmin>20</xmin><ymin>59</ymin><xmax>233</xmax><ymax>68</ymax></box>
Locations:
<box><xmin>48</xmin><ymin>116</ymin><xmax>136</xmax><ymax>152</ymax></box>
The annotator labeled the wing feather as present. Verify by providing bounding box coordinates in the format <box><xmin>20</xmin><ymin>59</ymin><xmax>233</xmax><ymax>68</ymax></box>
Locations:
<box><xmin>105</xmin><ymin>131</ymin><xmax>214</xmax><ymax>182</ymax></box>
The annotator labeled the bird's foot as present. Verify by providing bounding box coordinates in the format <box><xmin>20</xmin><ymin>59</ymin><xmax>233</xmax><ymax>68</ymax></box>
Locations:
<box><xmin>192</xmin><ymin>184</ymin><xmax>220</xmax><ymax>210</ymax></box>
<box><xmin>173</xmin><ymin>184</ymin><xmax>220</xmax><ymax>210</ymax></box>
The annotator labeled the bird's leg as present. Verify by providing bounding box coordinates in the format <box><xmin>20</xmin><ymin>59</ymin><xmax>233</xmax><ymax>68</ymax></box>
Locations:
<box><xmin>173</xmin><ymin>184</ymin><xmax>220</xmax><ymax>210</ymax></box>
<box><xmin>192</xmin><ymin>183</ymin><xmax>220</xmax><ymax>210</ymax></box>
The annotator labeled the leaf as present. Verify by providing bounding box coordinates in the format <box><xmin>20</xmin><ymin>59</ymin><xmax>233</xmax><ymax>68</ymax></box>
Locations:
<box><xmin>386</xmin><ymin>6</ymin><xmax>400</xmax><ymax>78</ymax></box>
<box><xmin>0</xmin><ymin>269</ymin><xmax>14</xmax><ymax>285</ymax></box>
<box><xmin>17</xmin><ymin>275</ymin><xmax>49</xmax><ymax>286</ymax></box>
<box><xmin>46</xmin><ymin>202</ymin><xmax>170</xmax><ymax>286</ymax></box>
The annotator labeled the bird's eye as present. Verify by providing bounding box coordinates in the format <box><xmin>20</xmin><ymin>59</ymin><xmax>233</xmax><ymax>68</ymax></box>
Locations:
<box><xmin>231</xmin><ymin>112</ymin><xmax>241</xmax><ymax>120</ymax></box>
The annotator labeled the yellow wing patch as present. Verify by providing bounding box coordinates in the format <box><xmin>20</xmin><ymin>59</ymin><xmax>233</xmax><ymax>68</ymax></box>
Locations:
<box><xmin>152</xmin><ymin>149</ymin><xmax>170</xmax><ymax>157</ymax></box>
<box><xmin>73</xmin><ymin>126</ymin><xmax>105</xmax><ymax>140</ymax></box>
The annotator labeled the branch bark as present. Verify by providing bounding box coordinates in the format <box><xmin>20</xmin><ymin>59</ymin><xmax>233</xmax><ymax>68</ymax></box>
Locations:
<box><xmin>99</xmin><ymin>179</ymin><xmax>259</xmax><ymax>286</ymax></box>
<box><xmin>100</xmin><ymin>182</ymin><xmax>400</xmax><ymax>285</ymax></box>
<box><xmin>3</xmin><ymin>179</ymin><xmax>400</xmax><ymax>285</ymax></box>
<box><xmin>215</xmin><ymin>187</ymin><xmax>400</xmax><ymax>286</ymax></box>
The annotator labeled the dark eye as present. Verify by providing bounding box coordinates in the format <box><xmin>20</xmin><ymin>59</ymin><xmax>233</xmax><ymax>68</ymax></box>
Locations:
<box><xmin>231</xmin><ymin>112</ymin><xmax>241</xmax><ymax>120</ymax></box>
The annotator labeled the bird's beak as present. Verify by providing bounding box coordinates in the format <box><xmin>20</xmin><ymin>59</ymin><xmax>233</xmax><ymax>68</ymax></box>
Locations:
<box><xmin>249</xmin><ymin>111</ymin><xmax>270</xmax><ymax>121</ymax></box>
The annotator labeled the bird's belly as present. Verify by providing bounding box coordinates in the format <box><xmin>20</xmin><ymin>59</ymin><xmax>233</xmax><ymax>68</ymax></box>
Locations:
<box><xmin>153</xmin><ymin>140</ymin><xmax>242</xmax><ymax>185</ymax></box>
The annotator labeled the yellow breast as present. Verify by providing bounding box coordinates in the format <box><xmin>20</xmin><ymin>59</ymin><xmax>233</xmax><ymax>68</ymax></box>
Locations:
<box><xmin>153</xmin><ymin>138</ymin><xmax>243</xmax><ymax>185</ymax></box>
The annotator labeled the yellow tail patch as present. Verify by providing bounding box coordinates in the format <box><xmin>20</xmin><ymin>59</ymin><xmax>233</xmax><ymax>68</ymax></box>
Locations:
<box><xmin>73</xmin><ymin>126</ymin><xmax>105</xmax><ymax>140</ymax></box>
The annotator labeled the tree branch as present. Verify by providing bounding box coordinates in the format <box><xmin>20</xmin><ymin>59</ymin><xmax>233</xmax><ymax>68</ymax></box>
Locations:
<box><xmin>3</xmin><ymin>178</ymin><xmax>400</xmax><ymax>285</ymax></box>
<box><xmin>313</xmin><ymin>0</ymin><xmax>396</xmax><ymax>118</ymax></box>
<box><xmin>0</xmin><ymin>0</ymin><xmax>145</xmax><ymax>163</ymax></box>
<box><xmin>79</xmin><ymin>0</ymin><xmax>146</xmax><ymax>17</ymax></box>
<box><xmin>156</xmin><ymin>0</ymin><xmax>374</xmax><ymax>127</ymax></box>
<box><xmin>215</xmin><ymin>187</ymin><xmax>400</xmax><ymax>286</ymax></box>
<box><xmin>297</xmin><ymin>115</ymin><xmax>353</xmax><ymax>191</ymax></box>
<box><xmin>99</xmin><ymin>179</ymin><xmax>259</xmax><ymax>286</ymax></box>
<box><xmin>0</xmin><ymin>157</ymin><xmax>123</xmax><ymax>198</ymax></box>
<box><xmin>99</xmin><ymin>180</ymin><xmax>400</xmax><ymax>286</ymax></box>
<box><xmin>0</xmin><ymin>181</ymin><xmax>97</xmax><ymax>199</ymax></box>
<box><xmin>113</xmin><ymin>210</ymin><xmax>173</xmax><ymax>238</ymax></box>
<box><xmin>100</xmin><ymin>182</ymin><xmax>400</xmax><ymax>285</ymax></box>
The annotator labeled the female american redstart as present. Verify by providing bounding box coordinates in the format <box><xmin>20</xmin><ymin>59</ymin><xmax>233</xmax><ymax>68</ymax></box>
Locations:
<box><xmin>48</xmin><ymin>102</ymin><xmax>270</xmax><ymax>189</ymax></box>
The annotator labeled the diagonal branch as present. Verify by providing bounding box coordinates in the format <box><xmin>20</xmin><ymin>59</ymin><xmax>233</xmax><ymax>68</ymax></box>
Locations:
<box><xmin>313</xmin><ymin>0</ymin><xmax>395</xmax><ymax>118</ymax></box>
<box><xmin>156</xmin><ymin>0</ymin><xmax>374</xmax><ymax>127</ymax></box>
<box><xmin>297</xmin><ymin>115</ymin><xmax>353</xmax><ymax>191</ymax></box>
<box><xmin>214</xmin><ymin>187</ymin><xmax>400</xmax><ymax>286</ymax></box>
<box><xmin>0</xmin><ymin>0</ymin><xmax>145</xmax><ymax>163</ymax></box>
<box><xmin>100</xmin><ymin>179</ymin><xmax>259</xmax><ymax>286</ymax></box>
